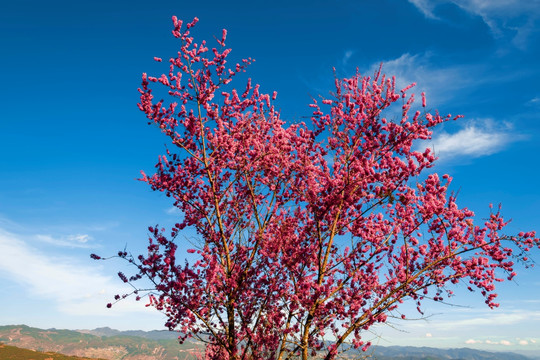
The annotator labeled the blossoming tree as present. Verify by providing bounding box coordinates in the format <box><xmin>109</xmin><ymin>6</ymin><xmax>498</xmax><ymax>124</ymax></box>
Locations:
<box><xmin>93</xmin><ymin>17</ymin><xmax>539</xmax><ymax>360</ymax></box>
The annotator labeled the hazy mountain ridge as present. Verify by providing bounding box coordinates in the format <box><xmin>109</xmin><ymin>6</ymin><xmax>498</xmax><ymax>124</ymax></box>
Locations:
<box><xmin>77</xmin><ymin>327</ymin><xmax>183</xmax><ymax>341</ymax></box>
<box><xmin>0</xmin><ymin>325</ymin><xmax>197</xmax><ymax>360</ymax></box>
<box><xmin>0</xmin><ymin>325</ymin><xmax>537</xmax><ymax>360</ymax></box>
<box><xmin>366</xmin><ymin>345</ymin><xmax>535</xmax><ymax>360</ymax></box>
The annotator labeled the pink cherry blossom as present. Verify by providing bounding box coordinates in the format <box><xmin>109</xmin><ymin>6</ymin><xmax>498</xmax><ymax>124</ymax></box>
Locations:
<box><xmin>93</xmin><ymin>16</ymin><xmax>540</xmax><ymax>360</ymax></box>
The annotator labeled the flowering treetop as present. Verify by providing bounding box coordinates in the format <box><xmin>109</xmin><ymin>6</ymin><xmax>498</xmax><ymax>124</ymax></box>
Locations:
<box><xmin>93</xmin><ymin>16</ymin><xmax>539</xmax><ymax>360</ymax></box>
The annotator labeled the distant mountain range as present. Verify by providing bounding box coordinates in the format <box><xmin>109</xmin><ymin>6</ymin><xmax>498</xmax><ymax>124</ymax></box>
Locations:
<box><xmin>0</xmin><ymin>325</ymin><xmax>196</xmax><ymax>360</ymax></box>
<box><xmin>77</xmin><ymin>326</ymin><xmax>183</xmax><ymax>341</ymax></box>
<box><xmin>364</xmin><ymin>345</ymin><xmax>536</xmax><ymax>360</ymax></box>
<box><xmin>0</xmin><ymin>324</ymin><xmax>537</xmax><ymax>360</ymax></box>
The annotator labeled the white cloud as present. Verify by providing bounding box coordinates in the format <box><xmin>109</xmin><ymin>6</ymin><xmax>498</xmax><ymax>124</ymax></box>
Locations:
<box><xmin>519</xmin><ymin>340</ymin><xmax>529</xmax><ymax>345</ymax></box>
<box><xmin>409</xmin><ymin>0</ymin><xmax>540</xmax><ymax>20</ymax></box>
<box><xmin>425</xmin><ymin>332</ymin><xmax>433</xmax><ymax>337</ymax></box>
<box><xmin>35</xmin><ymin>233</ymin><xmax>94</xmax><ymax>248</ymax></box>
<box><xmin>451</xmin><ymin>0</ymin><xmax>540</xmax><ymax>21</ymax></box>
<box><xmin>165</xmin><ymin>206</ymin><xmax>181</xmax><ymax>215</ymax></box>
<box><xmin>369</xmin><ymin>52</ymin><xmax>531</xmax><ymax>111</ymax></box>
<box><xmin>408</xmin><ymin>0</ymin><xmax>540</xmax><ymax>49</ymax></box>
<box><xmin>465</xmin><ymin>339</ymin><xmax>482</xmax><ymax>344</ymax></box>
<box><xmin>342</xmin><ymin>50</ymin><xmax>354</xmax><ymax>65</ymax></box>
<box><xmin>0</xmin><ymin>228</ymin><xmax>147</xmax><ymax>316</ymax></box>
<box><xmin>406</xmin><ymin>309</ymin><xmax>540</xmax><ymax>330</ymax></box>
<box><xmin>484</xmin><ymin>339</ymin><xmax>513</xmax><ymax>345</ymax></box>
<box><xmin>527</xmin><ymin>97</ymin><xmax>540</xmax><ymax>106</ymax></box>
<box><xmin>371</xmin><ymin>53</ymin><xmax>481</xmax><ymax>106</ymax></box>
<box><xmin>425</xmin><ymin>120</ymin><xmax>512</xmax><ymax>159</ymax></box>
<box><xmin>408</xmin><ymin>0</ymin><xmax>439</xmax><ymax>19</ymax></box>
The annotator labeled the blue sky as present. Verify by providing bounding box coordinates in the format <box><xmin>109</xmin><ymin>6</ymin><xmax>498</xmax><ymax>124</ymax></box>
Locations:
<box><xmin>1</xmin><ymin>0</ymin><xmax>539</xmax><ymax>355</ymax></box>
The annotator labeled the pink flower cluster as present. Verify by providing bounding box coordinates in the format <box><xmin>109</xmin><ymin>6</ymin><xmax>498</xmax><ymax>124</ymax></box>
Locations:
<box><xmin>95</xmin><ymin>16</ymin><xmax>539</xmax><ymax>360</ymax></box>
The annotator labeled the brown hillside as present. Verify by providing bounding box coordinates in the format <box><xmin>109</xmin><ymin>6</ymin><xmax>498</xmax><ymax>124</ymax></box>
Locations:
<box><xmin>0</xmin><ymin>343</ymin><xmax>106</xmax><ymax>360</ymax></box>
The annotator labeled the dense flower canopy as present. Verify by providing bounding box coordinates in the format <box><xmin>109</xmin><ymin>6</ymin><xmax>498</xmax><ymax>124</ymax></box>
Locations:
<box><xmin>93</xmin><ymin>16</ymin><xmax>539</xmax><ymax>360</ymax></box>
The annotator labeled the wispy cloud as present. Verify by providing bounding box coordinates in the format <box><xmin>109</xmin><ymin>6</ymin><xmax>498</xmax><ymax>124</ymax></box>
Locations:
<box><xmin>369</xmin><ymin>52</ymin><xmax>532</xmax><ymax>162</ymax></box>
<box><xmin>408</xmin><ymin>0</ymin><xmax>540</xmax><ymax>49</ymax></box>
<box><xmin>0</xmin><ymin>228</ymin><xmax>149</xmax><ymax>316</ymax></box>
<box><xmin>0</xmin><ymin>215</ymin><xmax>27</xmax><ymax>232</ymax></box>
<box><xmin>370</xmin><ymin>52</ymin><xmax>481</xmax><ymax>106</ymax></box>
<box><xmin>408</xmin><ymin>0</ymin><xmax>439</xmax><ymax>19</ymax></box>
<box><xmin>165</xmin><ymin>206</ymin><xmax>181</xmax><ymax>215</ymax></box>
<box><xmin>35</xmin><ymin>233</ymin><xmax>94</xmax><ymax>248</ymax></box>
<box><xmin>408</xmin><ymin>309</ymin><xmax>540</xmax><ymax>331</ymax></box>
<box><xmin>424</xmin><ymin>119</ymin><xmax>516</xmax><ymax>160</ymax></box>
<box><xmin>439</xmin><ymin>312</ymin><xmax>530</xmax><ymax>328</ymax></box>
<box><xmin>342</xmin><ymin>50</ymin><xmax>354</xmax><ymax>66</ymax></box>
<box><xmin>481</xmin><ymin>339</ymin><xmax>513</xmax><ymax>345</ymax></box>
<box><xmin>527</xmin><ymin>96</ymin><xmax>540</xmax><ymax>106</ymax></box>
<box><xmin>370</xmin><ymin>51</ymin><xmax>533</xmax><ymax>108</ymax></box>
<box><xmin>466</xmin><ymin>338</ymin><xmax>525</xmax><ymax>346</ymax></box>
